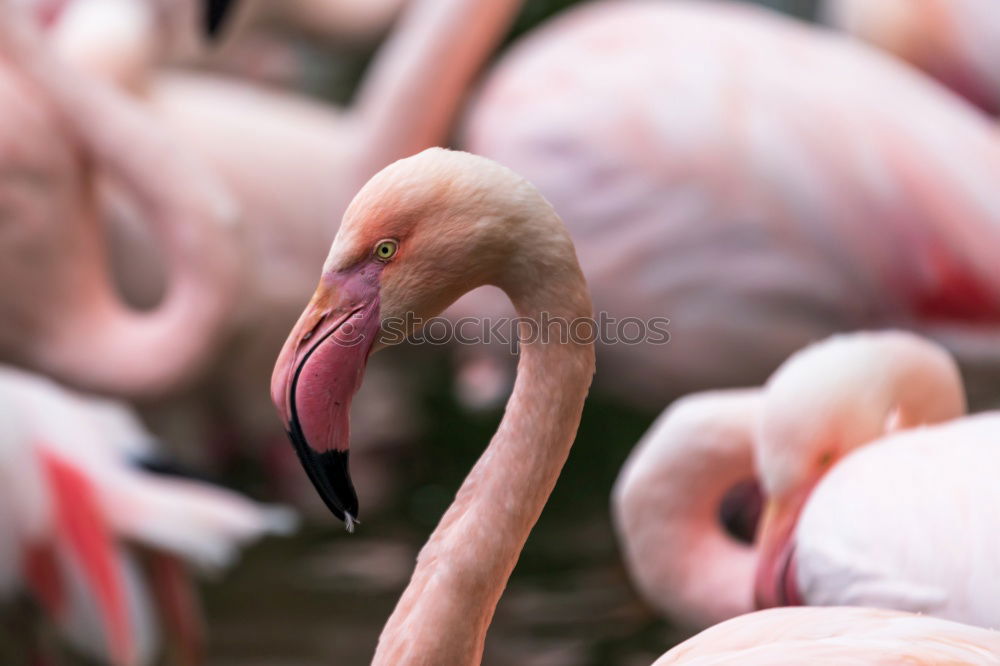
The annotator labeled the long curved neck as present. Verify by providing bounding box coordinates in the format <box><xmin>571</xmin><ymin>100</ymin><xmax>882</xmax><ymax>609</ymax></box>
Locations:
<box><xmin>613</xmin><ymin>391</ymin><xmax>759</xmax><ymax>630</ymax></box>
<box><xmin>372</xmin><ymin>281</ymin><xmax>594</xmax><ymax>665</ymax></box>
<box><xmin>18</xmin><ymin>44</ymin><xmax>240</xmax><ymax>397</ymax></box>
<box><xmin>348</xmin><ymin>0</ymin><xmax>521</xmax><ymax>188</ymax></box>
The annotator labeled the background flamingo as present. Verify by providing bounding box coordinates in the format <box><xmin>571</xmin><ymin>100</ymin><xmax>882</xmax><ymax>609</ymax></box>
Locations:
<box><xmin>654</xmin><ymin>606</ymin><xmax>1000</xmax><ymax>665</ymax></box>
<box><xmin>0</xmin><ymin>6</ymin><xmax>241</xmax><ymax>397</ymax></box>
<box><xmin>614</xmin><ymin>331</ymin><xmax>987</xmax><ymax>630</ymax></box>
<box><xmin>822</xmin><ymin>0</ymin><xmax>1000</xmax><ymax>115</ymax></box>
<box><xmin>455</xmin><ymin>0</ymin><xmax>1000</xmax><ymax>412</ymax></box>
<box><xmin>0</xmin><ymin>366</ymin><xmax>295</xmax><ymax>665</ymax></box>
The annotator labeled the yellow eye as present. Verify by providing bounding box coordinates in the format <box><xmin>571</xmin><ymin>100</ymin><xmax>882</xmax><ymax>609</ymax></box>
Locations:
<box><xmin>374</xmin><ymin>239</ymin><xmax>398</xmax><ymax>261</ymax></box>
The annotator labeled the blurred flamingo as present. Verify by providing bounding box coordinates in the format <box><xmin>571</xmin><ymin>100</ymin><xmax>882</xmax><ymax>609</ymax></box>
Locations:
<box><xmin>654</xmin><ymin>606</ymin><xmax>1000</xmax><ymax>665</ymax></box>
<box><xmin>753</xmin><ymin>331</ymin><xmax>995</xmax><ymax>627</ymax></box>
<box><xmin>0</xmin><ymin>366</ymin><xmax>295</xmax><ymax>665</ymax></box>
<box><xmin>0</xmin><ymin>5</ymin><xmax>241</xmax><ymax>397</ymax></box>
<box><xmin>456</xmin><ymin>0</ymin><xmax>1000</xmax><ymax>411</ymax></box>
<box><xmin>615</xmin><ymin>331</ymin><xmax>1000</xmax><ymax>629</ymax></box>
<box><xmin>822</xmin><ymin>0</ymin><xmax>1000</xmax><ymax>115</ymax></box>
<box><xmin>270</xmin><ymin>149</ymin><xmax>595</xmax><ymax>662</ymax></box>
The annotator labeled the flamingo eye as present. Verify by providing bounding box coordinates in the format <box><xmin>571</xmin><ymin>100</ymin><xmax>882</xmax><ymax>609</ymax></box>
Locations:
<box><xmin>374</xmin><ymin>239</ymin><xmax>398</xmax><ymax>261</ymax></box>
<box><xmin>818</xmin><ymin>451</ymin><xmax>834</xmax><ymax>468</ymax></box>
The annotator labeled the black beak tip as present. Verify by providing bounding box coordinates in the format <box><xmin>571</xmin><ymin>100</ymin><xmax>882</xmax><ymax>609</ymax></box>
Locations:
<box><xmin>287</xmin><ymin>424</ymin><xmax>360</xmax><ymax>530</ymax></box>
<box><xmin>204</xmin><ymin>0</ymin><xmax>239</xmax><ymax>40</ymax></box>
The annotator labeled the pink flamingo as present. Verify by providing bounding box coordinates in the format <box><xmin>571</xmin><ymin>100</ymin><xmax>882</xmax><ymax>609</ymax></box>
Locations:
<box><xmin>456</xmin><ymin>0</ymin><xmax>1000</xmax><ymax>411</ymax></box>
<box><xmin>654</xmin><ymin>606</ymin><xmax>1000</xmax><ymax>665</ymax></box>
<box><xmin>822</xmin><ymin>0</ymin><xmax>1000</xmax><ymax>115</ymax></box>
<box><xmin>614</xmin><ymin>331</ymin><xmax>1000</xmax><ymax>630</ymax></box>
<box><xmin>0</xmin><ymin>5</ymin><xmax>241</xmax><ymax>397</ymax></box>
<box><xmin>0</xmin><ymin>366</ymin><xmax>295</xmax><ymax>665</ymax></box>
<box><xmin>271</xmin><ymin>149</ymin><xmax>595</xmax><ymax>661</ymax></box>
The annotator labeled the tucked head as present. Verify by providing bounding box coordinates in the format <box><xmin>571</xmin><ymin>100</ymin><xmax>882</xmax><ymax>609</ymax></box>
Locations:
<box><xmin>753</xmin><ymin>330</ymin><xmax>965</xmax><ymax>608</ymax></box>
<box><xmin>270</xmin><ymin>148</ymin><xmax>582</xmax><ymax>527</ymax></box>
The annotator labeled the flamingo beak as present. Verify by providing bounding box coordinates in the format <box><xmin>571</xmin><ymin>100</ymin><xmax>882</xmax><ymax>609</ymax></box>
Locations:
<box><xmin>271</xmin><ymin>263</ymin><xmax>383</xmax><ymax>529</ymax></box>
<box><xmin>752</xmin><ymin>483</ymin><xmax>813</xmax><ymax>609</ymax></box>
<box><xmin>204</xmin><ymin>0</ymin><xmax>240</xmax><ymax>40</ymax></box>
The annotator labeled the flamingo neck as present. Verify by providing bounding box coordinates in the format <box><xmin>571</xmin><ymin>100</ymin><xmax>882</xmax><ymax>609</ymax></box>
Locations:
<box><xmin>18</xmin><ymin>45</ymin><xmax>240</xmax><ymax>397</ymax></box>
<box><xmin>373</xmin><ymin>294</ymin><xmax>594</xmax><ymax>665</ymax></box>
<box><xmin>613</xmin><ymin>392</ymin><xmax>759</xmax><ymax>629</ymax></box>
<box><xmin>349</xmin><ymin>0</ymin><xmax>521</xmax><ymax>187</ymax></box>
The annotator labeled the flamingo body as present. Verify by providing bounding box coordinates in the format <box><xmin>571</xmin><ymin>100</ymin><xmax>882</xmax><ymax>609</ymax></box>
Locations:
<box><xmin>794</xmin><ymin>414</ymin><xmax>1000</xmax><ymax>626</ymax></box>
<box><xmin>0</xmin><ymin>366</ymin><xmax>295</xmax><ymax>664</ymax></box>
<box><xmin>462</xmin><ymin>0</ymin><xmax>1000</xmax><ymax>408</ymax></box>
<box><xmin>655</xmin><ymin>607</ymin><xmax>1000</xmax><ymax>665</ymax></box>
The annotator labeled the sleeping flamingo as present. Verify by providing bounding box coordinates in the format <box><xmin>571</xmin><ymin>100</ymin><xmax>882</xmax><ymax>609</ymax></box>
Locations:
<box><xmin>654</xmin><ymin>606</ymin><xmax>1000</xmax><ymax>665</ymax></box>
<box><xmin>456</xmin><ymin>0</ymin><xmax>1000</xmax><ymax>411</ymax></box>
<box><xmin>615</xmin><ymin>331</ymin><xmax>1000</xmax><ymax>630</ymax></box>
<box><xmin>271</xmin><ymin>149</ymin><xmax>595</xmax><ymax>662</ymax></box>
<box><xmin>822</xmin><ymin>0</ymin><xmax>1000</xmax><ymax>115</ymax></box>
<box><xmin>0</xmin><ymin>366</ymin><xmax>295</xmax><ymax>665</ymax></box>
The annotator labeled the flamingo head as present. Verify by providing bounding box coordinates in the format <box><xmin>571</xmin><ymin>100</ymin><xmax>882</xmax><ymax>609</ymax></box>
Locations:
<box><xmin>752</xmin><ymin>331</ymin><xmax>965</xmax><ymax>608</ymax></box>
<box><xmin>271</xmin><ymin>149</ymin><xmax>569</xmax><ymax>528</ymax></box>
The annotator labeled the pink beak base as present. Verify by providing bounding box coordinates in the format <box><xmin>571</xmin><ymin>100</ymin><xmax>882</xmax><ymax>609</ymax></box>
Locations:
<box><xmin>271</xmin><ymin>262</ymin><xmax>383</xmax><ymax>528</ymax></box>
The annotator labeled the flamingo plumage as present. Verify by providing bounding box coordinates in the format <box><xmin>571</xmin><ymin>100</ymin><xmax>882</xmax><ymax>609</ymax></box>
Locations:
<box><xmin>615</xmin><ymin>331</ymin><xmax>1000</xmax><ymax>630</ymax></box>
<box><xmin>0</xmin><ymin>366</ymin><xmax>295</xmax><ymax>665</ymax></box>
<box><xmin>455</xmin><ymin>0</ymin><xmax>1000</xmax><ymax>411</ymax></box>
<box><xmin>654</xmin><ymin>606</ymin><xmax>1000</xmax><ymax>665</ymax></box>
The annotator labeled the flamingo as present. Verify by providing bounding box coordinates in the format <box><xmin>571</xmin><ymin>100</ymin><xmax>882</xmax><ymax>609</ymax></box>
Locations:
<box><xmin>822</xmin><ymin>0</ymin><xmax>1000</xmax><ymax>115</ymax></box>
<box><xmin>455</xmin><ymin>0</ymin><xmax>1000</xmax><ymax>412</ymax></box>
<box><xmin>614</xmin><ymin>331</ymin><xmax>1000</xmax><ymax>630</ymax></box>
<box><xmin>753</xmin><ymin>332</ymin><xmax>989</xmax><ymax>625</ymax></box>
<box><xmin>654</xmin><ymin>606</ymin><xmax>1000</xmax><ymax>665</ymax></box>
<box><xmin>270</xmin><ymin>149</ymin><xmax>595</xmax><ymax>663</ymax></box>
<box><xmin>0</xmin><ymin>366</ymin><xmax>296</xmax><ymax>665</ymax></box>
<box><xmin>0</xmin><ymin>4</ymin><xmax>241</xmax><ymax>397</ymax></box>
